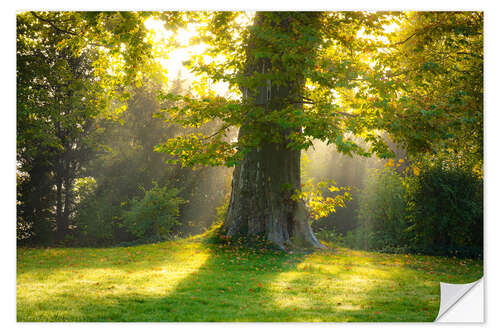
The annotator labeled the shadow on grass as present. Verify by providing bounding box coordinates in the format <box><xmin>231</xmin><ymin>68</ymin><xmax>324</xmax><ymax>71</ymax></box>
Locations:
<box><xmin>19</xmin><ymin>238</ymin><xmax>481</xmax><ymax>322</ymax></box>
<box><xmin>18</xmin><ymin>240</ymin><xmax>313</xmax><ymax>321</ymax></box>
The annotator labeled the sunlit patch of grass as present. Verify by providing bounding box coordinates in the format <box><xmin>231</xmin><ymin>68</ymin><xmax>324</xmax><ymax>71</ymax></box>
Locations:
<box><xmin>17</xmin><ymin>239</ymin><xmax>482</xmax><ymax>322</ymax></box>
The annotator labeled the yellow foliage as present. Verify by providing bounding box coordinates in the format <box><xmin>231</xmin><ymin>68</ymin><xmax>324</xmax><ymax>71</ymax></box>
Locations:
<box><xmin>384</xmin><ymin>159</ymin><xmax>394</xmax><ymax>168</ymax></box>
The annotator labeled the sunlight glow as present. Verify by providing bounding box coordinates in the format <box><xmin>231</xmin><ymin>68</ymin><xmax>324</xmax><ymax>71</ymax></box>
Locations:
<box><xmin>17</xmin><ymin>243</ymin><xmax>210</xmax><ymax>321</ymax></box>
<box><xmin>144</xmin><ymin>17</ymin><xmax>209</xmax><ymax>88</ymax></box>
<box><xmin>143</xmin><ymin>15</ymin><xmax>253</xmax><ymax>97</ymax></box>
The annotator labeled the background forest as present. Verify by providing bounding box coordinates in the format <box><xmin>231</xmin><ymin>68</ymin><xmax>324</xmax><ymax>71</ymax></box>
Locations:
<box><xmin>17</xmin><ymin>11</ymin><xmax>482</xmax><ymax>258</ymax></box>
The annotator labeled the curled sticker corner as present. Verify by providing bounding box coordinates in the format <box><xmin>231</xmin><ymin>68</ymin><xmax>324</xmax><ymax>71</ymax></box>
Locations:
<box><xmin>435</xmin><ymin>277</ymin><xmax>483</xmax><ymax>322</ymax></box>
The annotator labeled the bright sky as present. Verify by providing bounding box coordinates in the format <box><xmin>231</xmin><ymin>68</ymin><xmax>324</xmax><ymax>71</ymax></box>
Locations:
<box><xmin>144</xmin><ymin>17</ymin><xmax>238</xmax><ymax>97</ymax></box>
<box><xmin>144</xmin><ymin>18</ymin><xmax>202</xmax><ymax>84</ymax></box>
<box><xmin>143</xmin><ymin>13</ymin><xmax>401</xmax><ymax>97</ymax></box>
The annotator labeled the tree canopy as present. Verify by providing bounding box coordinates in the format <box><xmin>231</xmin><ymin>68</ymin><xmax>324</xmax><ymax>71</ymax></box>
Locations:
<box><xmin>152</xmin><ymin>11</ymin><xmax>482</xmax><ymax>172</ymax></box>
<box><xmin>18</xmin><ymin>11</ymin><xmax>482</xmax><ymax>169</ymax></box>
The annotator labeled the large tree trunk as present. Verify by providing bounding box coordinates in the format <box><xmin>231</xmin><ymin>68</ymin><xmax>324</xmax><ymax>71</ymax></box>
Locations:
<box><xmin>223</xmin><ymin>12</ymin><xmax>325</xmax><ymax>250</ymax></box>
<box><xmin>224</xmin><ymin>133</ymin><xmax>324</xmax><ymax>250</ymax></box>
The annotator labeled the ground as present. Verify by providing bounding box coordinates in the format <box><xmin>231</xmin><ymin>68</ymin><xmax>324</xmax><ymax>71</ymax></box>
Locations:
<box><xmin>17</xmin><ymin>236</ymin><xmax>483</xmax><ymax>322</ymax></box>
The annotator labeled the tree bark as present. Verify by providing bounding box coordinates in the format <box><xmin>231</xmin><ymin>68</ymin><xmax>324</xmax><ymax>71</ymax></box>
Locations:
<box><xmin>55</xmin><ymin>168</ymin><xmax>65</xmax><ymax>241</ymax></box>
<box><xmin>62</xmin><ymin>160</ymin><xmax>72</xmax><ymax>233</ymax></box>
<box><xmin>223</xmin><ymin>12</ymin><xmax>325</xmax><ymax>250</ymax></box>
<box><xmin>224</xmin><ymin>134</ymin><xmax>325</xmax><ymax>250</ymax></box>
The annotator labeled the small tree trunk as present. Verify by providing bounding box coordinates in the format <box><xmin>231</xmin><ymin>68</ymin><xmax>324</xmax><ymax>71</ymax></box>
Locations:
<box><xmin>55</xmin><ymin>171</ymin><xmax>65</xmax><ymax>241</ymax></box>
<box><xmin>62</xmin><ymin>165</ymin><xmax>72</xmax><ymax>234</ymax></box>
<box><xmin>55</xmin><ymin>152</ymin><xmax>71</xmax><ymax>242</ymax></box>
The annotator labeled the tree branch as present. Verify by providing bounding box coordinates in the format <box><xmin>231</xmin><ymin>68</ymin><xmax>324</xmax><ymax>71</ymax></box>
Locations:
<box><xmin>30</xmin><ymin>12</ymin><xmax>80</xmax><ymax>36</ymax></box>
<box><xmin>335</xmin><ymin>111</ymin><xmax>359</xmax><ymax>118</ymax></box>
<box><xmin>30</xmin><ymin>12</ymin><xmax>109</xmax><ymax>49</ymax></box>
<box><xmin>293</xmin><ymin>98</ymin><xmax>359</xmax><ymax>118</ymax></box>
<box><xmin>390</xmin><ymin>31</ymin><xmax>419</xmax><ymax>47</ymax></box>
<box><xmin>205</xmin><ymin>123</ymin><xmax>233</xmax><ymax>140</ymax></box>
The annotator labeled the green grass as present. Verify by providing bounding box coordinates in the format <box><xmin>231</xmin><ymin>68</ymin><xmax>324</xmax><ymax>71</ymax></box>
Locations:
<box><xmin>17</xmin><ymin>237</ymin><xmax>482</xmax><ymax>322</ymax></box>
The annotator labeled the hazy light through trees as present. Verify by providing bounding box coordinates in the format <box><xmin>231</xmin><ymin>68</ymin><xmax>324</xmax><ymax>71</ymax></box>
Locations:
<box><xmin>17</xmin><ymin>12</ymin><xmax>482</xmax><ymax>256</ymax></box>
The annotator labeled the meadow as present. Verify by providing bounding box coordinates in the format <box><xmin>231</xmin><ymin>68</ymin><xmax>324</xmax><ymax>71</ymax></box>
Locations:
<box><xmin>17</xmin><ymin>237</ymin><xmax>483</xmax><ymax>322</ymax></box>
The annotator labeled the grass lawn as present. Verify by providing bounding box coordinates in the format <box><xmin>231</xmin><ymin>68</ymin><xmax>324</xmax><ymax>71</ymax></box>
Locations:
<box><xmin>17</xmin><ymin>237</ymin><xmax>483</xmax><ymax>322</ymax></box>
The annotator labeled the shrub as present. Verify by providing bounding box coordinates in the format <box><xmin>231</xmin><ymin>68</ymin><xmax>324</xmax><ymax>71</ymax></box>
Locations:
<box><xmin>407</xmin><ymin>161</ymin><xmax>483</xmax><ymax>258</ymax></box>
<box><xmin>350</xmin><ymin>168</ymin><xmax>410</xmax><ymax>250</ymax></box>
<box><xmin>315</xmin><ymin>227</ymin><xmax>344</xmax><ymax>246</ymax></box>
<box><xmin>123</xmin><ymin>182</ymin><xmax>187</xmax><ymax>240</ymax></box>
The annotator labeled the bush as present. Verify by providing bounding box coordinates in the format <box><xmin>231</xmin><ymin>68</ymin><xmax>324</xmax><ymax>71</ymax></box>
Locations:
<box><xmin>315</xmin><ymin>227</ymin><xmax>344</xmax><ymax>246</ymax></box>
<box><xmin>123</xmin><ymin>182</ymin><xmax>187</xmax><ymax>240</ymax></box>
<box><xmin>345</xmin><ymin>161</ymin><xmax>483</xmax><ymax>258</ymax></box>
<box><xmin>407</xmin><ymin>161</ymin><xmax>483</xmax><ymax>258</ymax></box>
<box><xmin>348</xmin><ymin>168</ymin><xmax>410</xmax><ymax>250</ymax></box>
